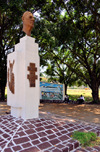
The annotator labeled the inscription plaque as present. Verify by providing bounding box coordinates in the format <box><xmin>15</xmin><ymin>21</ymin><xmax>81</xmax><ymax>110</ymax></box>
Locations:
<box><xmin>27</xmin><ymin>63</ymin><xmax>38</xmax><ymax>87</ymax></box>
<box><xmin>8</xmin><ymin>60</ymin><xmax>15</xmax><ymax>94</ymax></box>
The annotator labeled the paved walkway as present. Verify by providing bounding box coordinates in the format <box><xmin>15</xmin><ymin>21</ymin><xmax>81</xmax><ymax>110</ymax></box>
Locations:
<box><xmin>0</xmin><ymin>102</ymin><xmax>100</xmax><ymax>152</ymax></box>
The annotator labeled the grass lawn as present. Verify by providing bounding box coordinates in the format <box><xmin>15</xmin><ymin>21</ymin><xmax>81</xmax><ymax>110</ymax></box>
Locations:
<box><xmin>67</xmin><ymin>88</ymin><xmax>100</xmax><ymax>102</ymax></box>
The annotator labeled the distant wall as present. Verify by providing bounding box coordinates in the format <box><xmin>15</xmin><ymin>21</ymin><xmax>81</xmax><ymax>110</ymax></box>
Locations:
<box><xmin>40</xmin><ymin>82</ymin><xmax>63</xmax><ymax>100</ymax></box>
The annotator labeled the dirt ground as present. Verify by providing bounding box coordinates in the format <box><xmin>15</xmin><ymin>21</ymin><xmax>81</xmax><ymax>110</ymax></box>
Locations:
<box><xmin>0</xmin><ymin>102</ymin><xmax>100</xmax><ymax>125</ymax></box>
<box><xmin>39</xmin><ymin>103</ymin><xmax>100</xmax><ymax>124</ymax></box>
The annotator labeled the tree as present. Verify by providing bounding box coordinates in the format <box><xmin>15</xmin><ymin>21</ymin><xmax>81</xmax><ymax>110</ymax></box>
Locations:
<box><xmin>0</xmin><ymin>0</ymin><xmax>23</xmax><ymax>100</ymax></box>
<box><xmin>63</xmin><ymin>0</ymin><xmax>100</xmax><ymax>103</ymax></box>
<box><xmin>45</xmin><ymin>60</ymin><xmax>78</xmax><ymax>95</ymax></box>
<box><xmin>36</xmin><ymin>0</ymin><xmax>100</xmax><ymax>103</ymax></box>
<box><xmin>33</xmin><ymin>14</ymin><xmax>79</xmax><ymax>94</ymax></box>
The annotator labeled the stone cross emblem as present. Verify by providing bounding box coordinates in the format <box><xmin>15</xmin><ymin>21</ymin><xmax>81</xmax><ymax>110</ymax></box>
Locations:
<box><xmin>27</xmin><ymin>63</ymin><xmax>38</xmax><ymax>87</ymax></box>
<box><xmin>8</xmin><ymin>60</ymin><xmax>15</xmax><ymax>94</ymax></box>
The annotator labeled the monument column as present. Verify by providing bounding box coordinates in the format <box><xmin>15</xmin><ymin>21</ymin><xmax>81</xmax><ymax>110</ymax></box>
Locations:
<box><xmin>7</xmin><ymin>11</ymin><xmax>40</xmax><ymax>120</ymax></box>
<box><xmin>7</xmin><ymin>36</ymin><xmax>40</xmax><ymax>119</ymax></box>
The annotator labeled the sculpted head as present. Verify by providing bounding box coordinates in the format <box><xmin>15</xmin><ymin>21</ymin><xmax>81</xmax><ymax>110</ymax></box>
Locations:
<box><xmin>22</xmin><ymin>11</ymin><xmax>35</xmax><ymax>36</ymax></box>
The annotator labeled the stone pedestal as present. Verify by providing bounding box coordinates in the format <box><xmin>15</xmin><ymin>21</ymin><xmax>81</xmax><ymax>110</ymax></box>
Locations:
<box><xmin>7</xmin><ymin>36</ymin><xmax>40</xmax><ymax>120</ymax></box>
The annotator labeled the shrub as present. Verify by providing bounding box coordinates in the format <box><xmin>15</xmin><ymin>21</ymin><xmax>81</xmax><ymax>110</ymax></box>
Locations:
<box><xmin>72</xmin><ymin>131</ymin><xmax>97</xmax><ymax>147</ymax></box>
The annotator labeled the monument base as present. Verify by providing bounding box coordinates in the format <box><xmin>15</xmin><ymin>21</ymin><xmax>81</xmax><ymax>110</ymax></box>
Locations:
<box><xmin>11</xmin><ymin>106</ymin><xmax>39</xmax><ymax>120</ymax></box>
<box><xmin>11</xmin><ymin>107</ymin><xmax>22</xmax><ymax>118</ymax></box>
<box><xmin>7</xmin><ymin>36</ymin><xmax>40</xmax><ymax>120</ymax></box>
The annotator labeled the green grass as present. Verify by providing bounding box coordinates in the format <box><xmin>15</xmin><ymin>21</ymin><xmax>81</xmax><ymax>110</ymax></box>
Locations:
<box><xmin>67</xmin><ymin>88</ymin><xmax>100</xmax><ymax>102</ymax></box>
<box><xmin>72</xmin><ymin>131</ymin><xmax>98</xmax><ymax>147</ymax></box>
<box><xmin>5</xmin><ymin>87</ymin><xmax>7</xmax><ymax>99</ymax></box>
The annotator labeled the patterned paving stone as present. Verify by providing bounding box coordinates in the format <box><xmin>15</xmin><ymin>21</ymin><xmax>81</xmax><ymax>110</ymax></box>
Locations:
<box><xmin>0</xmin><ymin>113</ymin><xmax>100</xmax><ymax>152</ymax></box>
<box><xmin>19</xmin><ymin>146</ymin><xmax>40</xmax><ymax>152</ymax></box>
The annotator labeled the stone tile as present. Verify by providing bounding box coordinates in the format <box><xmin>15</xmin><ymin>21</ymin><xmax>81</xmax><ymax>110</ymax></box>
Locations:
<box><xmin>25</xmin><ymin>129</ymin><xmax>35</xmax><ymax>135</ymax></box>
<box><xmin>63</xmin><ymin>125</ymin><xmax>70</xmax><ymax>129</ymax></box>
<box><xmin>38</xmin><ymin>142</ymin><xmax>52</xmax><ymax>150</ymax></box>
<box><xmin>74</xmin><ymin>148</ymin><xmax>88</xmax><ymax>152</ymax></box>
<box><xmin>52</xmin><ymin>128</ymin><xmax>59</xmax><ymax>133</ymax></box>
<box><xmin>7</xmin><ymin>141</ymin><xmax>14</xmax><ymax>147</ymax></box>
<box><xmin>46</xmin><ymin>129</ymin><xmax>54</xmax><ymax>134</ymax></box>
<box><xmin>32</xmin><ymin>139</ymin><xmax>40</xmax><ymax>145</ymax></box>
<box><xmin>61</xmin><ymin>130</ymin><xmax>68</xmax><ymax>134</ymax></box>
<box><xmin>27</xmin><ymin>124</ymin><xmax>35</xmax><ymax>129</ymax></box>
<box><xmin>13</xmin><ymin>135</ymin><xmax>19</xmax><ymax>138</ymax></box>
<box><xmin>84</xmin><ymin>126</ymin><xmax>93</xmax><ymax>130</ymax></box>
<box><xmin>34</xmin><ymin>119</ymin><xmax>41</xmax><ymax>123</ymax></box>
<box><xmin>62</xmin><ymin>146</ymin><xmax>69</xmax><ymax>152</ymax></box>
<box><xmin>68</xmin><ymin>123</ymin><xmax>75</xmax><ymax>127</ymax></box>
<box><xmin>68</xmin><ymin>128</ymin><xmax>75</xmax><ymax>132</ymax></box>
<box><xmin>22</xmin><ymin>125</ymin><xmax>29</xmax><ymax>130</ymax></box>
<box><xmin>34</xmin><ymin>123</ymin><xmax>42</xmax><ymax>127</ymax></box>
<box><xmin>42</xmin><ymin>122</ymin><xmax>48</xmax><ymax>126</ymax></box>
<box><xmin>49</xmin><ymin>138</ymin><xmax>61</xmax><ymax>145</ymax></box>
<box><xmin>52</xmin><ymin>148</ymin><xmax>62</xmax><ymax>152</ymax></box>
<box><xmin>0</xmin><ymin>144</ymin><xmax>6</xmax><ymax>149</ymax></box>
<box><xmin>13</xmin><ymin>137</ymin><xmax>30</xmax><ymax>144</ymax></box>
<box><xmin>20</xmin><ymin>146</ymin><xmax>40</xmax><ymax>152</ymax></box>
<box><xmin>93</xmin><ymin>146</ymin><xmax>100</xmax><ymax>151</ymax></box>
<box><xmin>40</xmin><ymin>137</ymin><xmax>48</xmax><ymax>142</ymax></box>
<box><xmin>28</xmin><ymin>134</ymin><xmax>39</xmax><ymax>140</ymax></box>
<box><xmin>86</xmin><ymin>147</ymin><xmax>94</xmax><ymax>151</ymax></box>
<box><xmin>5</xmin><ymin>129</ymin><xmax>11</xmax><ymax>133</ymax></box>
<box><xmin>56</xmin><ymin>132</ymin><xmax>62</xmax><ymax>136</ymax></box>
<box><xmin>74</xmin><ymin>141</ymin><xmax>80</xmax><ymax>148</ymax></box>
<box><xmin>38</xmin><ymin>131</ymin><xmax>47</xmax><ymax>137</ymax></box>
<box><xmin>53</xmin><ymin>123</ymin><xmax>62</xmax><ymax>127</ymax></box>
<box><xmin>59</xmin><ymin>135</ymin><xmax>70</xmax><ymax>141</ymax></box>
<box><xmin>0</xmin><ymin>141</ymin><xmax>7</xmax><ymax>147</ymax></box>
<box><xmin>46</xmin><ymin>120</ymin><xmax>54</xmax><ymax>124</ymax></box>
<box><xmin>18</xmin><ymin>127</ymin><xmax>23</xmax><ymax>131</ymax></box>
<box><xmin>44</xmin><ymin>125</ymin><xmax>54</xmax><ymax>129</ymax></box>
<box><xmin>22</xmin><ymin>142</ymin><xmax>32</xmax><ymax>148</ymax></box>
<box><xmin>0</xmin><ymin>138</ymin><xmax>4</xmax><ymax>143</ymax></box>
<box><xmin>17</xmin><ymin>131</ymin><xmax>26</xmax><ymax>137</ymax></box>
<box><xmin>47</xmin><ymin>134</ymin><xmax>57</xmax><ymax>139</ymax></box>
<box><xmin>12</xmin><ymin>145</ymin><xmax>22</xmax><ymax>151</ymax></box>
<box><xmin>24</xmin><ymin>121</ymin><xmax>30</xmax><ymax>125</ymax></box>
<box><xmin>0</xmin><ymin>130</ymin><xmax>3</xmax><ymax>134</ymax></box>
<box><xmin>57</xmin><ymin>126</ymin><xmax>64</xmax><ymax>130</ymax></box>
<box><xmin>66</xmin><ymin>143</ymin><xmax>73</xmax><ymax>151</ymax></box>
<box><xmin>56</xmin><ymin>144</ymin><xmax>64</xmax><ymax>149</ymax></box>
<box><xmin>40</xmin><ymin>118</ymin><xmax>46</xmax><ymax>121</ymax></box>
<box><xmin>4</xmin><ymin>148</ymin><xmax>13</xmax><ymax>152</ymax></box>
<box><xmin>67</xmin><ymin>132</ymin><xmax>73</xmax><ymax>137</ymax></box>
<box><xmin>97</xmin><ymin>131</ymin><xmax>100</xmax><ymax>136</ymax></box>
<box><xmin>35</xmin><ymin>126</ymin><xmax>45</xmax><ymax>132</ymax></box>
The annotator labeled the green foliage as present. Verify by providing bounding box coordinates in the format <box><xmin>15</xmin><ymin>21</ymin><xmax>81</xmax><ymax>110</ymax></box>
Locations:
<box><xmin>72</xmin><ymin>131</ymin><xmax>97</xmax><ymax>147</ymax></box>
<box><xmin>35</xmin><ymin>0</ymin><xmax>100</xmax><ymax>103</ymax></box>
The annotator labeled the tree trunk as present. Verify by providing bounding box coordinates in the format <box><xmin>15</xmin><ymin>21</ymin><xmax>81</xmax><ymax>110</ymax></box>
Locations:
<box><xmin>0</xmin><ymin>86</ymin><xmax>5</xmax><ymax>101</ymax></box>
<box><xmin>64</xmin><ymin>84</ymin><xmax>67</xmax><ymax>95</ymax></box>
<box><xmin>91</xmin><ymin>83</ymin><xmax>99</xmax><ymax>103</ymax></box>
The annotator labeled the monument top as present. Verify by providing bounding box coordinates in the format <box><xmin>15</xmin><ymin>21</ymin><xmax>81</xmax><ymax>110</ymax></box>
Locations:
<box><xmin>22</xmin><ymin>11</ymin><xmax>35</xmax><ymax>36</ymax></box>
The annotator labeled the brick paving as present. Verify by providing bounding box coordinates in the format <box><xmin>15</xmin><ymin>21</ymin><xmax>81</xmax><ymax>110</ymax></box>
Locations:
<box><xmin>0</xmin><ymin>111</ymin><xmax>100</xmax><ymax>152</ymax></box>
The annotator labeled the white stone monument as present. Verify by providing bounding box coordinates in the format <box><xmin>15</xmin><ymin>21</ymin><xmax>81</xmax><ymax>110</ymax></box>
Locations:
<box><xmin>7</xmin><ymin>35</ymin><xmax>40</xmax><ymax>119</ymax></box>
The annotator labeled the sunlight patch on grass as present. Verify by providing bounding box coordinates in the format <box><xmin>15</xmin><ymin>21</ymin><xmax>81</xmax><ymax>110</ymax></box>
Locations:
<box><xmin>67</xmin><ymin>89</ymin><xmax>100</xmax><ymax>102</ymax></box>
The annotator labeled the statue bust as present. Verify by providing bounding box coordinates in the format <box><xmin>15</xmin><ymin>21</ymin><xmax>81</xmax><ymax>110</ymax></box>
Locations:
<box><xmin>22</xmin><ymin>11</ymin><xmax>35</xmax><ymax>36</ymax></box>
